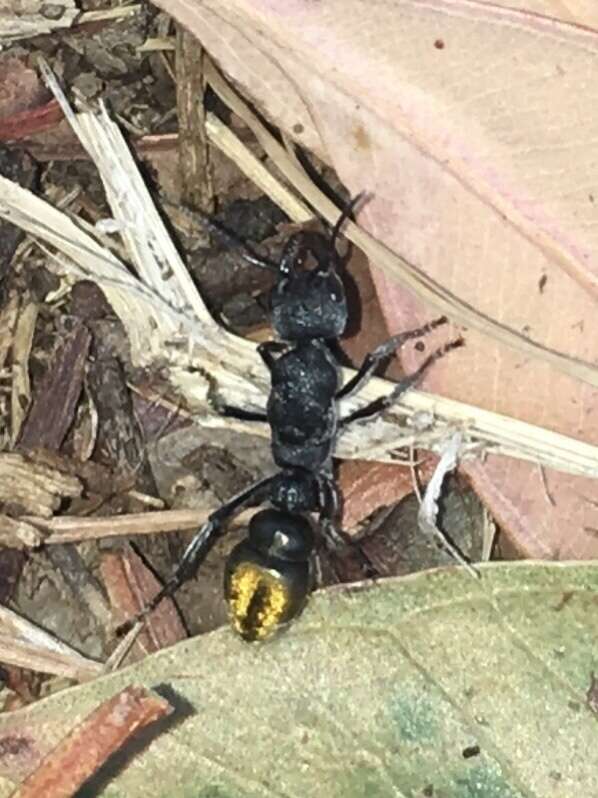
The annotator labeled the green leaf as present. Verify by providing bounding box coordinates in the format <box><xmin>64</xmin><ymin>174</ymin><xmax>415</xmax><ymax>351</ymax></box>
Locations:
<box><xmin>0</xmin><ymin>563</ymin><xmax>596</xmax><ymax>797</ymax></box>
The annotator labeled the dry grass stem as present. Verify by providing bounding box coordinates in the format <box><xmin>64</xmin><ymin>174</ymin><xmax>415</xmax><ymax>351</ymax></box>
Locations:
<box><xmin>0</xmin><ymin>605</ymin><xmax>102</xmax><ymax>680</ymax></box>
<box><xmin>23</xmin><ymin>506</ymin><xmax>256</xmax><ymax>545</ymax></box>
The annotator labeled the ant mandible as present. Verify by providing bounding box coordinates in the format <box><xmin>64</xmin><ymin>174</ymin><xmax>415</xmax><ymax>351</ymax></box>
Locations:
<box><xmin>132</xmin><ymin>197</ymin><xmax>463</xmax><ymax>641</ymax></box>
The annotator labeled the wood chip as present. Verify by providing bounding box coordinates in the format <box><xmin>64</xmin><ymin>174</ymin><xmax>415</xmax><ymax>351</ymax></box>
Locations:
<box><xmin>11</xmin><ymin>686</ymin><xmax>171</xmax><ymax>798</ymax></box>
<box><xmin>10</xmin><ymin>299</ymin><xmax>38</xmax><ymax>446</ymax></box>
<box><xmin>0</xmin><ymin>514</ymin><xmax>44</xmax><ymax>549</ymax></box>
<box><xmin>18</xmin><ymin>323</ymin><xmax>91</xmax><ymax>451</ymax></box>
<box><xmin>0</xmin><ymin>453</ymin><xmax>82</xmax><ymax>517</ymax></box>
<box><xmin>0</xmin><ymin>290</ymin><xmax>19</xmax><ymax>370</ymax></box>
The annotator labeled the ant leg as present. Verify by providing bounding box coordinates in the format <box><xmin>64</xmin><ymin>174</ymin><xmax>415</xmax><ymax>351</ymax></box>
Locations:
<box><xmin>213</xmin><ymin>405</ymin><xmax>267</xmax><ymax>422</ymax></box>
<box><xmin>312</xmin><ymin>551</ymin><xmax>324</xmax><ymax>589</ymax></box>
<box><xmin>277</xmin><ymin>193</ymin><xmax>366</xmax><ymax>276</ymax></box>
<box><xmin>316</xmin><ymin>473</ymin><xmax>378</xmax><ymax>579</ymax></box>
<box><xmin>316</xmin><ymin>474</ymin><xmax>347</xmax><ymax>552</ymax></box>
<box><xmin>208</xmin><ymin>341</ymin><xmax>288</xmax><ymax>422</ymax></box>
<box><xmin>340</xmin><ymin>338</ymin><xmax>464</xmax><ymax>428</ymax></box>
<box><xmin>124</xmin><ymin>475</ymin><xmax>277</xmax><ymax>624</ymax></box>
<box><xmin>329</xmin><ymin>192</ymin><xmax>366</xmax><ymax>251</ymax></box>
<box><xmin>337</xmin><ymin>317</ymin><xmax>448</xmax><ymax>401</ymax></box>
<box><xmin>196</xmin><ymin>210</ymin><xmax>278</xmax><ymax>273</ymax></box>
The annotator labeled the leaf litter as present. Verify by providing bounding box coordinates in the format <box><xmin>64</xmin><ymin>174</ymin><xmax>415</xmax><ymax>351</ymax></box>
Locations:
<box><xmin>163</xmin><ymin>1</ymin><xmax>598</xmax><ymax>559</ymax></box>
<box><xmin>0</xmin><ymin>4</ymin><xmax>597</xmax><ymax>794</ymax></box>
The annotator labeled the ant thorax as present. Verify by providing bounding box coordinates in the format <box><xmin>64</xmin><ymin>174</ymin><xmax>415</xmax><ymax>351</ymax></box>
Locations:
<box><xmin>267</xmin><ymin>340</ymin><xmax>339</xmax><ymax>471</ymax></box>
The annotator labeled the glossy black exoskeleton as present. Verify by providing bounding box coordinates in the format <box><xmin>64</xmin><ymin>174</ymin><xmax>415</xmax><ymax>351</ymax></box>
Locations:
<box><xmin>133</xmin><ymin>198</ymin><xmax>463</xmax><ymax>641</ymax></box>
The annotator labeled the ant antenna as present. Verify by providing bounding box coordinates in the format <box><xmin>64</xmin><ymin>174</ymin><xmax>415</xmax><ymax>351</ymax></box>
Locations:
<box><xmin>330</xmin><ymin>192</ymin><xmax>367</xmax><ymax>252</ymax></box>
<box><xmin>197</xmin><ymin>210</ymin><xmax>279</xmax><ymax>273</ymax></box>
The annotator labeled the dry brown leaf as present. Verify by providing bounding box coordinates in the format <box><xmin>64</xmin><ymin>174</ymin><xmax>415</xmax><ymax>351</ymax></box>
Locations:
<box><xmin>339</xmin><ymin>458</ymin><xmax>438</xmax><ymax>531</ymax></box>
<box><xmin>0</xmin><ymin>56</ymin><xmax>45</xmax><ymax>117</ymax></box>
<box><xmin>100</xmin><ymin>547</ymin><xmax>187</xmax><ymax>660</ymax></box>
<box><xmin>153</xmin><ymin>0</ymin><xmax>598</xmax><ymax>558</ymax></box>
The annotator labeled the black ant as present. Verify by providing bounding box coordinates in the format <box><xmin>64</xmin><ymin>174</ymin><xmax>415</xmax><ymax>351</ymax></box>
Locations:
<box><xmin>130</xmin><ymin>197</ymin><xmax>463</xmax><ymax>641</ymax></box>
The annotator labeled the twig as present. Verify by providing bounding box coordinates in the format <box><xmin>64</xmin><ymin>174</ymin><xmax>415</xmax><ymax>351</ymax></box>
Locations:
<box><xmin>23</xmin><ymin>506</ymin><xmax>257</xmax><ymax>545</ymax></box>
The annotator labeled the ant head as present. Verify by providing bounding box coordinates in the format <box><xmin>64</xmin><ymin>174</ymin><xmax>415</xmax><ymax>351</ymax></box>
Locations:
<box><xmin>270</xmin><ymin>195</ymin><xmax>364</xmax><ymax>341</ymax></box>
<box><xmin>270</xmin><ymin>230</ymin><xmax>348</xmax><ymax>340</ymax></box>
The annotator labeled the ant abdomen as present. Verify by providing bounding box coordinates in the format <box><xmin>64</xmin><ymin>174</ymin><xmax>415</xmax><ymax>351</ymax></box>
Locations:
<box><xmin>246</xmin><ymin>509</ymin><xmax>314</xmax><ymax>562</ymax></box>
<box><xmin>224</xmin><ymin>509</ymin><xmax>314</xmax><ymax>641</ymax></box>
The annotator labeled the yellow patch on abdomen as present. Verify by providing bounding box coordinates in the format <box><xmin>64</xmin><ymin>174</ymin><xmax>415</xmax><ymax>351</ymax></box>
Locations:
<box><xmin>227</xmin><ymin>562</ymin><xmax>291</xmax><ymax>642</ymax></box>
